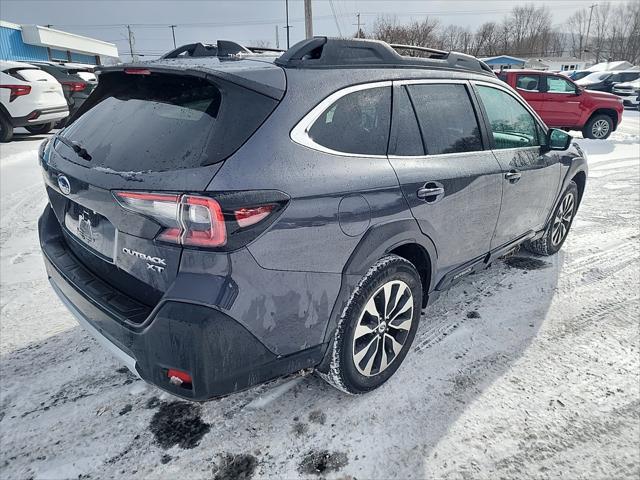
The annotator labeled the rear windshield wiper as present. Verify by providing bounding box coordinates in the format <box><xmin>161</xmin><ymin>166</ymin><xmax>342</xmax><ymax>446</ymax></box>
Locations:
<box><xmin>55</xmin><ymin>135</ymin><xmax>92</xmax><ymax>161</ymax></box>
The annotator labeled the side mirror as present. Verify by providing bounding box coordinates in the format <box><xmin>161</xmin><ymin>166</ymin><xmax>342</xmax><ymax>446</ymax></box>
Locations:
<box><xmin>574</xmin><ymin>86</ymin><xmax>583</xmax><ymax>95</ymax></box>
<box><xmin>545</xmin><ymin>128</ymin><xmax>572</xmax><ymax>151</ymax></box>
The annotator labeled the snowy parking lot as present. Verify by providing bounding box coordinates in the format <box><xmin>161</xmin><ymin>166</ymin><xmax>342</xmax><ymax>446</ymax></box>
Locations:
<box><xmin>1</xmin><ymin>112</ymin><xmax>639</xmax><ymax>479</ymax></box>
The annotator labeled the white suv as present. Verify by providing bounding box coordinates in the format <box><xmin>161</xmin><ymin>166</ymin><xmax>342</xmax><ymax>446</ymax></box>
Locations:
<box><xmin>0</xmin><ymin>60</ymin><xmax>69</xmax><ymax>142</ymax></box>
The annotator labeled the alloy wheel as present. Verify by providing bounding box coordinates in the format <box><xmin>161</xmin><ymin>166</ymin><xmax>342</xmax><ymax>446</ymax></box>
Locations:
<box><xmin>591</xmin><ymin>119</ymin><xmax>610</xmax><ymax>139</ymax></box>
<box><xmin>551</xmin><ymin>192</ymin><xmax>575</xmax><ymax>246</ymax></box>
<box><xmin>352</xmin><ymin>280</ymin><xmax>413</xmax><ymax>377</ymax></box>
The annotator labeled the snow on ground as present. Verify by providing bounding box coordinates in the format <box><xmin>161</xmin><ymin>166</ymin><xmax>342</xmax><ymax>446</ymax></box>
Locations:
<box><xmin>0</xmin><ymin>115</ymin><xmax>639</xmax><ymax>479</ymax></box>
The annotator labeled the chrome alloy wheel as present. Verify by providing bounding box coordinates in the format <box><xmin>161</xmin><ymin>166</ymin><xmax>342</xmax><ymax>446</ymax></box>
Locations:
<box><xmin>352</xmin><ymin>280</ymin><xmax>413</xmax><ymax>377</ymax></box>
<box><xmin>591</xmin><ymin>119</ymin><xmax>610</xmax><ymax>138</ymax></box>
<box><xmin>551</xmin><ymin>192</ymin><xmax>575</xmax><ymax>246</ymax></box>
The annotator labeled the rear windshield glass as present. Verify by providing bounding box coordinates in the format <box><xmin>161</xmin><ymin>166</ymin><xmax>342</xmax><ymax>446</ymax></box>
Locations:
<box><xmin>61</xmin><ymin>72</ymin><xmax>278</xmax><ymax>171</ymax></box>
<box><xmin>12</xmin><ymin>68</ymin><xmax>54</xmax><ymax>82</ymax></box>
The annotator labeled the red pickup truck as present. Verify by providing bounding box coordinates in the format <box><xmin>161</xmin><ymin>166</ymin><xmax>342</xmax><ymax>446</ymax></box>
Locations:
<box><xmin>499</xmin><ymin>70</ymin><xmax>624</xmax><ymax>140</ymax></box>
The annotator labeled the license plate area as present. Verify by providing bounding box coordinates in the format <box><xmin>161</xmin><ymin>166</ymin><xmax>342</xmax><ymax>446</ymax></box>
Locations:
<box><xmin>64</xmin><ymin>201</ymin><xmax>116</xmax><ymax>262</ymax></box>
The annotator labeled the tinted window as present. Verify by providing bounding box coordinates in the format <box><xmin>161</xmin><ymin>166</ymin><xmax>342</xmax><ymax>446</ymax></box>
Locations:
<box><xmin>389</xmin><ymin>86</ymin><xmax>424</xmax><ymax>156</ymax></box>
<box><xmin>476</xmin><ymin>85</ymin><xmax>540</xmax><ymax>150</ymax></box>
<box><xmin>308</xmin><ymin>87</ymin><xmax>391</xmax><ymax>155</ymax></box>
<box><xmin>620</xmin><ymin>72</ymin><xmax>640</xmax><ymax>82</ymax></box>
<box><xmin>516</xmin><ymin>74</ymin><xmax>541</xmax><ymax>91</ymax></box>
<box><xmin>407</xmin><ymin>84</ymin><xmax>482</xmax><ymax>155</ymax></box>
<box><xmin>62</xmin><ymin>73</ymin><xmax>277</xmax><ymax>170</ymax></box>
<box><xmin>546</xmin><ymin>76</ymin><xmax>576</xmax><ymax>93</ymax></box>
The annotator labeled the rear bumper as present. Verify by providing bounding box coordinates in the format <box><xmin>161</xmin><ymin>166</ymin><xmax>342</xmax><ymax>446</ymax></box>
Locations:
<box><xmin>11</xmin><ymin>106</ymin><xmax>69</xmax><ymax>127</ymax></box>
<box><xmin>39</xmin><ymin>205</ymin><xmax>324</xmax><ymax>401</ymax></box>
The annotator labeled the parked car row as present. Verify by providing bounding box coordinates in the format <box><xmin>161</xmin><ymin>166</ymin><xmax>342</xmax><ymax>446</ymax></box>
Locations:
<box><xmin>0</xmin><ymin>60</ymin><xmax>96</xmax><ymax>142</ymax></box>
<box><xmin>498</xmin><ymin>69</ymin><xmax>624</xmax><ymax>139</ymax></box>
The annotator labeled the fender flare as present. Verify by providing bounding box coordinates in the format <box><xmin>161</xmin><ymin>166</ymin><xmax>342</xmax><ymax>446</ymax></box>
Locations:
<box><xmin>317</xmin><ymin>218</ymin><xmax>438</xmax><ymax>371</ymax></box>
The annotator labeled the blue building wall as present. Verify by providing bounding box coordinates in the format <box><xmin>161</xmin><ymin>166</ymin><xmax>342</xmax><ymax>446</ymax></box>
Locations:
<box><xmin>0</xmin><ymin>26</ymin><xmax>49</xmax><ymax>61</ymax></box>
<box><xmin>0</xmin><ymin>25</ymin><xmax>98</xmax><ymax>64</ymax></box>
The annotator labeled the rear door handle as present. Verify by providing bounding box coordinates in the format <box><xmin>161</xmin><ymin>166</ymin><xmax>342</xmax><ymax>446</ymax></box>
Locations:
<box><xmin>505</xmin><ymin>170</ymin><xmax>522</xmax><ymax>183</ymax></box>
<box><xmin>417</xmin><ymin>182</ymin><xmax>445</xmax><ymax>203</ymax></box>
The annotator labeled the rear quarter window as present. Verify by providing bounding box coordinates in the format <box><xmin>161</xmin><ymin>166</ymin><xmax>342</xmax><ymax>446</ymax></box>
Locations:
<box><xmin>307</xmin><ymin>86</ymin><xmax>391</xmax><ymax>155</ymax></box>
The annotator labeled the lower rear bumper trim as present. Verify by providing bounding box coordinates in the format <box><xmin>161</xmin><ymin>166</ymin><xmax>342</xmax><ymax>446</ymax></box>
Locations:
<box><xmin>49</xmin><ymin>277</ymin><xmax>141</xmax><ymax>379</ymax></box>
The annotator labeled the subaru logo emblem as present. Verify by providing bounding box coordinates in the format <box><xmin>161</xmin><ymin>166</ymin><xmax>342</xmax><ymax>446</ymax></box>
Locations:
<box><xmin>57</xmin><ymin>175</ymin><xmax>71</xmax><ymax>195</ymax></box>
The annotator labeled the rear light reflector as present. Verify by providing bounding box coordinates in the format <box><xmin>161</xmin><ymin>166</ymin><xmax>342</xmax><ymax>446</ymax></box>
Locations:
<box><xmin>167</xmin><ymin>368</ymin><xmax>192</xmax><ymax>387</ymax></box>
<box><xmin>0</xmin><ymin>84</ymin><xmax>31</xmax><ymax>102</ymax></box>
<box><xmin>235</xmin><ymin>205</ymin><xmax>275</xmax><ymax>228</ymax></box>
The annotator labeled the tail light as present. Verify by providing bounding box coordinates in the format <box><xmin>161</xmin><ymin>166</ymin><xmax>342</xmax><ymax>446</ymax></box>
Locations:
<box><xmin>0</xmin><ymin>84</ymin><xmax>31</xmax><ymax>102</ymax></box>
<box><xmin>62</xmin><ymin>81</ymin><xmax>86</xmax><ymax>92</ymax></box>
<box><xmin>115</xmin><ymin>190</ymin><xmax>288</xmax><ymax>250</ymax></box>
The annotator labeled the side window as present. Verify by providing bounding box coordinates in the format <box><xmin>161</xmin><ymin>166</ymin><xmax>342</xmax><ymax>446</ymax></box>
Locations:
<box><xmin>307</xmin><ymin>87</ymin><xmax>391</xmax><ymax>155</ymax></box>
<box><xmin>516</xmin><ymin>74</ymin><xmax>541</xmax><ymax>92</ymax></box>
<box><xmin>407</xmin><ymin>83</ymin><xmax>482</xmax><ymax>155</ymax></box>
<box><xmin>476</xmin><ymin>85</ymin><xmax>540</xmax><ymax>150</ymax></box>
<box><xmin>546</xmin><ymin>76</ymin><xmax>576</xmax><ymax>93</ymax></box>
<box><xmin>389</xmin><ymin>86</ymin><xmax>424</xmax><ymax>156</ymax></box>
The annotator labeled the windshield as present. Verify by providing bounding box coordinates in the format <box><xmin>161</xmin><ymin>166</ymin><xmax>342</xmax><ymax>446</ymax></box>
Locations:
<box><xmin>60</xmin><ymin>72</ymin><xmax>278</xmax><ymax>171</ymax></box>
<box><xmin>577</xmin><ymin>72</ymin><xmax>612</xmax><ymax>84</ymax></box>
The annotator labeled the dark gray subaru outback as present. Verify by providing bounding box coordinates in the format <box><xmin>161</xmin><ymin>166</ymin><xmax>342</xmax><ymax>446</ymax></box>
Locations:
<box><xmin>38</xmin><ymin>37</ymin><xmax>587</xmax><ymax>400</ymax></box>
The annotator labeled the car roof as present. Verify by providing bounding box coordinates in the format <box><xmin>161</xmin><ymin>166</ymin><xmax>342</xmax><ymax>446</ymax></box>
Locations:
<box><xmin>0</xmin><ymin>59</ymin><xmax>42</xmax><ymax>70</ymax></box>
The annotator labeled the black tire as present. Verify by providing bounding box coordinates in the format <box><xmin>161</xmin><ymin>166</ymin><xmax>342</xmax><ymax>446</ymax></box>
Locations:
<box><xmin>25</xmin><ymin>122</ymin><xmax>54</xmax><ymax>135</ymax></box>
<box><xmin>582</xmin><ymin>114</ymin><xmax>613</xmax><ymax>140</ymax></box>
<box><xmin>0</xmin><ymin>114</ymin><xmax>13</xmax><ymax>142</ymax></box>
<box><xmin>319</xmin><ymin>254</ymin><xmax>422</xmax><ymax>394</ymax></box>
<box><xmin>524</xmin><ymin>181</ymin><xmax>579</xmax><ymax>256</ymax></box>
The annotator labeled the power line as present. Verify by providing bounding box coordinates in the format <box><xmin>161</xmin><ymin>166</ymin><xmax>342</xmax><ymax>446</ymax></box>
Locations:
<box><xmin>329</xmin><ymin>0</ymin><xmax>343</xmax><ymax>37</ymax></box>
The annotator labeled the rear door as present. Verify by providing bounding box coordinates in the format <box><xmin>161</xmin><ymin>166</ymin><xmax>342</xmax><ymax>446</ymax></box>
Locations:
<box><xmin>387</xmin><ymin>80</ymin><xmax>503</xmax><ymax>279</ymax></box>
<box><xmin>473</xmin><ymin>82</ymin><xmax>560</xmax><ymax>249</ymax></box>
<box><xmin>513</xmin><ymin>73</ymin><xmax>545</xmax><ymax>113</ymax></box>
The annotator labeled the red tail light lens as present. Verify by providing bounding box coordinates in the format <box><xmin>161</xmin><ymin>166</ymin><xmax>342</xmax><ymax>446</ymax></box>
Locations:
<box><xmin>62</xmin><ymin>81</ymin><xmax>86</xmax><ymax>92</ymax></box>
<box><xmin>182</xmin><ymin>195</ymin><xmax>226</xmax><ymax>247</ymax></box>
<box><xmin>115</xmin><ymin>190</ymin><xmax>288</xmax><ymax>250</ymax></box>
<box><xmin>234</xmin><ymin>205</ymin><xmax>275</xmax><ymax>228</ymax></box>
<box><xmin>0</xmin><ymin>84</ymin><xmax>32</xmax><ymax>102</ymax></box>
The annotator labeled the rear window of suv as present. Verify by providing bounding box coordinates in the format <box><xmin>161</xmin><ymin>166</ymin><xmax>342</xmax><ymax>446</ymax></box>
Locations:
<box><xmin>61</xmin><ymin>72</ymin><xmax>278</xmax><ymax>171</ymax></box>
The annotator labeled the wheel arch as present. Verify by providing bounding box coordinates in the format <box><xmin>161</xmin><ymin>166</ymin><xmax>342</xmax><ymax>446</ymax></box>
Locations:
<box><xmin>588</xmin><ymin>108</ymin><xmax>619</xmax><ymax>129</ymax></box>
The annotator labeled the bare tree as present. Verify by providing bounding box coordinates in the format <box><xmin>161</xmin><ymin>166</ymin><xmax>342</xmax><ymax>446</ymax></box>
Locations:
<box><xmin>366</xmin><ymin>2</ymin><xmax>639</xmax><ymax>63</ymax></box>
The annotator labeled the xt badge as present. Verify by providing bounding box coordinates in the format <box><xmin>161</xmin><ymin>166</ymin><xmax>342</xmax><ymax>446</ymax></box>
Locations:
<box><xmin>122</xmin><ymin>247</ymin><xmax>166</xmax><ymax>273</ymax></box>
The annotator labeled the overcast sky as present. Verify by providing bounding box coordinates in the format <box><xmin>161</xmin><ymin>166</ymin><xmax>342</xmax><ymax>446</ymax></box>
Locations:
<box><xmin>1</xmin><ymin>0</ymin><xmax>628</xmax><ymax>59</ymax></box>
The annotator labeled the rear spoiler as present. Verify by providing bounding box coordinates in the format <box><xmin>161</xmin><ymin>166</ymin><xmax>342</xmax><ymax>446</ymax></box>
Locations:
<box><xmin>94</xmin><ymin>64</ymin><xmax>285</xmax><ymax>100</ymax></box>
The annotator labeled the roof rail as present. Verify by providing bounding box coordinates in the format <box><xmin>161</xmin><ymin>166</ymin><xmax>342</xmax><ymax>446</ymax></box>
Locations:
<box><xmin>162</xmin><ymin>40</ymin><xmax>252</xmax><ymax>59</ymax></box>
<box><xmin>246</xmin><ymin>46</ymin><xmax>286</xmax><ymax>54</ymax></box>
<box><xmin>275</xmin><ymin>37</ymin><xmax>494</xmax><ymax>76</ymax></box>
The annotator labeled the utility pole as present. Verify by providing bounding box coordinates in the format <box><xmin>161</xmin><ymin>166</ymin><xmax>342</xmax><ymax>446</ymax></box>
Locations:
<box><xmin>582</xmin><ymin>3</ymin><xmax>597</xmax><ymax>60</ymax></box>
<box><xmin>275</xmin><ymin>25</ymin><xmax>280</xmax><ymax>49</ymax></box>
<box><xmin>170</xmin><ymin>25</ymin><xmax>177</xmax><ymax>49</ymax></box>
<box><xmin>285</xmin><ymin>0</ymin><xmax>291</xmax><ymax>48</ymax></box>
<box><xmin>126</xmin><ymin>25</ymin><xmax>137</xmax><ymax>62</ymax></box>
<box><xmin>354</xmin><ymin>13</ymin><xmax>364</xmax><ymax>38</ymax></box>
<box><xmin>304</xmin><ymin>0</ymin><xmax>313</xmax><ymax>39</ymax></box>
